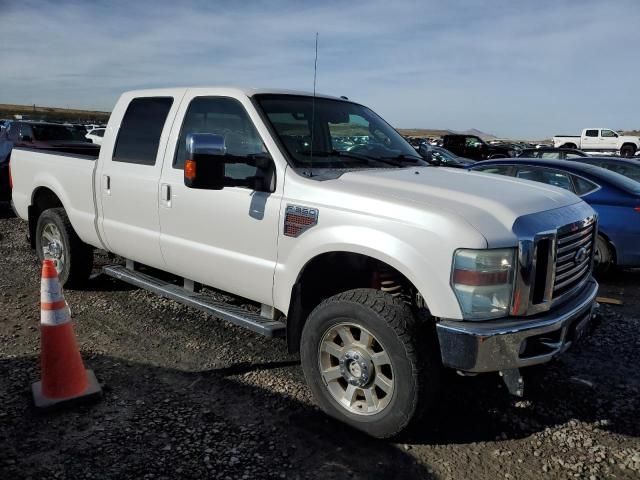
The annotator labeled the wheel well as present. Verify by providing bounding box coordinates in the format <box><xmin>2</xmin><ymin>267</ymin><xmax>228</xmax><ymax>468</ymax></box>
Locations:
<box><xmin>562</xmin><ymin>143</ymin><xmax>577</xmax><ymax>149</ymax></box>
<box><xmin>28</xmin><ymin>187</ymin><xmax>63</xmax><ymax>248</ymax></box>
<box><xmin>286</xmin><ymin>252</ymin><xmax>423</xmax><ymax>353</ymax></box>
<box><xmin>621</xmin><ymin>143</ymin><xmax>636</xmax><ymax>151</ymax></box>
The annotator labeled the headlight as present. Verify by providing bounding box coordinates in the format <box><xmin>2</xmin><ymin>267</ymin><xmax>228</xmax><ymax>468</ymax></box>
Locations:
<box><xmin>451</xmin><ymin>248</ymin><xmax>515</xmax><ymax>320</ymax></box>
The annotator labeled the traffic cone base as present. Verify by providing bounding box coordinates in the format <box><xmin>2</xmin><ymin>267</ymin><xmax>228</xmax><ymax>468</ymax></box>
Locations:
<box><xmin>32</xmin><ymin>369</ymin><xmax>102</xmax><ymax>410</ymax></box>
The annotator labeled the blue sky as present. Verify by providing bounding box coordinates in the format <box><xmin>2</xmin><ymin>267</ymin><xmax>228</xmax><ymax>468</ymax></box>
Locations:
<box><xmin>1</xmin><ymin>0</ymin><xmax>638</xmax><ymax>138</ymax></box>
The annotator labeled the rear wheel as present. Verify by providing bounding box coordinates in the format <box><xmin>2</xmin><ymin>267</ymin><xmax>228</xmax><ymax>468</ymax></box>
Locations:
<box><xmin>593</xmin><ymin>234</ymin><xmax>613</xmax><ymax>275</ymax></box>
<box><xmin>620</xmin><ymin>144</ymin><xmax>636</xmax><ymax>158</ymax></box>
<box><xmin>35</xmin><ymin>207</ymin><xmax>93</xmax><ymax>287</ymax></box>
<box><xmin>300</xmin><ymin>288</ymin><xmax>440</xmax><ymax>438</ymax></box>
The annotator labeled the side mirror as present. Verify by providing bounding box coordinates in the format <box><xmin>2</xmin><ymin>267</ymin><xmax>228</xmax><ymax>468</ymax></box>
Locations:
<box><xmin>184</xmin><ymin>133</ymin><xmax>226</xmax><ymax>190</ymax></box>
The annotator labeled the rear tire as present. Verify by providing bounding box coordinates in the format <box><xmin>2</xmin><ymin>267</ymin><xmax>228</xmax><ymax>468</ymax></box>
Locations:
<box><xmin>620</xmin><ymin>144</ymin><xmax>636</xmax><ymax>158</ymax></box>
<box><xmin>35</xmin><ymin>207</ymin><xmax>93</xmax><ymax>287</ymax></box>
<box><xmin>300</xmin><ymin>288</ymin><xmax>440</xmax><ymax>438</ymax></box>
<box><xmin>593</xmin><ymin>234</ymin><xmax>613</xmax><ymax>276</ymax></box>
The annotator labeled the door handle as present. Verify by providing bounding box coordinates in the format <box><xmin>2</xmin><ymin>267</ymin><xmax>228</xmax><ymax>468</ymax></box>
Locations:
<box><xmin>103</xmin><ymin>175</ymin><xmax>111</xmax><ymax>195</ymax></box>
<box><xmin>160</xmin><ymin>183</ymin><xmax>171</xmax><ymax>206</ymax></box>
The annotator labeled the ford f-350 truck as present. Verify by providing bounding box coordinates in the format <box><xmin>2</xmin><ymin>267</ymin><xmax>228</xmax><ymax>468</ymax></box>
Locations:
<box><xmin>10</xmin><ymin>87</ymin><xmax>598</xmax><ymax>438</ymax></box>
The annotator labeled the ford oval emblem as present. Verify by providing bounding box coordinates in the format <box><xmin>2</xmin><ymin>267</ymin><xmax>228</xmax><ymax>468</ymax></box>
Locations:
<box><xmin>574</xmin><ymin>246</ymin><xmax>588</xmax><ymax>265</ymax></box>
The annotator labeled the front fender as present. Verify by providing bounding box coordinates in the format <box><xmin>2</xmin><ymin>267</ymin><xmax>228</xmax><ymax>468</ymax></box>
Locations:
<box><xmin>273</xmin><ymin>223</ymin><xmax>480</xmax><ymax>320</ymax></box>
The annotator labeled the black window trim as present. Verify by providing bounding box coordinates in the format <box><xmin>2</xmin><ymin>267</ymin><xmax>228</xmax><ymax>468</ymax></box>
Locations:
<box><xmin>112</xmin><ymin>96</ymin><xmax>175</xmax><ymax>166</ymax></box>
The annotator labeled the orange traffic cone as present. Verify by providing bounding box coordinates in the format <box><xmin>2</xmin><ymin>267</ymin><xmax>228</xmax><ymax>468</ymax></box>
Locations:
<box><xmin>31</xmin><ymin>259</ymin><xmax>101</xmax><ymax>409</ymax></box>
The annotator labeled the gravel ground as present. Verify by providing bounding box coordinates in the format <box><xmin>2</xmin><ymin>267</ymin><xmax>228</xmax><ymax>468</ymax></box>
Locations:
<box><xmin>0</xmin><ymin>203</ymin><xmax>638</xmax><ymax>479</ymax></box>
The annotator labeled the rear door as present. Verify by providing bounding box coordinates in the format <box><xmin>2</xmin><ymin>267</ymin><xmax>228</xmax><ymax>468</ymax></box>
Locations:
<box><xmin>97</xmin><ymin>92</ymin><xmax>183</xmax><ymax>269</ymax></box>
<box><xmin>581</xmin><ymin>129</ymin><xmax>600</xmax><ymax>151</ymax></box>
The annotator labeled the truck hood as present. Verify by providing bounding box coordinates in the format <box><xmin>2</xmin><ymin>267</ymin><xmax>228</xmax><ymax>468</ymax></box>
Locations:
<box><xmin>335</xmin><ymin>166</ymin><xmax>583</xmax><ymax>246</ymax></box>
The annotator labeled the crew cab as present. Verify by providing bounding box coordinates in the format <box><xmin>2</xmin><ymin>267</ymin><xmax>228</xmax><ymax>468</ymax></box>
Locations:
<box><xmin>10</xmin><ymin>87</ymin><xmax>598</xmax><ymax>438</ymax></box>
<box><xmin>553</xmin><ymin>128</ymin><xmax>640</xmax><ymax>157</ymax></box>
<box><xmin>442</xmin><ymin>134</ymin><xmax>513</xmax><ymax>161</ymax></box>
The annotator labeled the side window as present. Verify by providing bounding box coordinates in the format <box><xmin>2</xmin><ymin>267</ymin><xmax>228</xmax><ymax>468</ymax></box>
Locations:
<box><xmin>517</xmin><ymin>167</ymin><xmax>572</xmax><ymax>191</ymax></box>
<box><xmin>565</xmin><ymin>153</ymin><xmax>583</xmax><ymax>159</ymax></box>
<box><xmin>113</xmin><ymin>97</ymin><xmax>173</xmax><ymax>166</ymax></box>
<box><xmin>601</xmin><ymin>129</ymin><xmax>617</xmax><ymax>138</ymax></box>
<box><xmin>472</xmin><ymin>165</ymin><xmax>513</xmax><ymax>176</ymax></box>
<box><xmin>465</xmin><ymin>136</ymin><xmax>481</xmax><ymax>147</ymax></box>
<box><xmin>585</xmin><ymin>130</ymin><xmax>598</xmax><ymax>137</ymax></box>
<box><xmin>19</xmin><ymin>124</ymin><xmax>33</xmax><ymax>140</ymax></box>
<box><xmin>174</xmin><ymin>97</ymin><xmax>266</xmax><ymax>182</ymax></box>
<box><xmin>541</xmin><ymin>151</ymin><xmax>561</xmax><ymax>159</ymax></box>
<box><xmin>572</xmin><ymin>176</ymin><xmax>598</xmax><ymax>196</ymax></box>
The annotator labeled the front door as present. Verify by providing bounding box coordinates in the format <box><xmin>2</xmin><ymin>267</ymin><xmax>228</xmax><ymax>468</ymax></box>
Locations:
<box><xmin>98</xmin><ymin>95</ymin><xmax>178</xmax><ymax>269</ymax></box>
<box><xmin>599</xmin><ymin>129</ymin><xmax>619</xmax><ymax>151</ymax></box>
<box><xmin>158</xmin><ymin>94</ymin><xmax>282</xmax><ymax>306</ymax></box>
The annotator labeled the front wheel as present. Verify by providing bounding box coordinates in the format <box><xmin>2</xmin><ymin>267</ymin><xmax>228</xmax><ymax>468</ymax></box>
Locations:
<box><xmin>300</xmin><ymin>289</ymin><xmax>439</xmax><ymax>438</ymax></box>
<box><xmin>35</xmin><ymin>207</ymin><xmax>93</xmax><ymax>287</ymax></box>
<box><xmin>593</xmin><ymin>234</ymin><xmax>614</xmax><ymax>275</ymax></box>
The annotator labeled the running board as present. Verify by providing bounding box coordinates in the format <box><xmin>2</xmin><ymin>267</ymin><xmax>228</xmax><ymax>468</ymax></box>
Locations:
<box><xmin>102</xmin><ymin>265</ymin><xmax>286</xmax><ymax>338</ymax></box>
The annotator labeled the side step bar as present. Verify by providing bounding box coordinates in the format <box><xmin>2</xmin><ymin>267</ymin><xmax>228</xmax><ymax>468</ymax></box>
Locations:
<box><xmin>103</xmin><ymin>265</ymin><xmax>286</xmax><ymax>338</ymax></box>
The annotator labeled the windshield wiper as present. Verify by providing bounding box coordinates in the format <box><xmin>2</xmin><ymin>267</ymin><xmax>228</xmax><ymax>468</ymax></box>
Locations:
<box><xmin>297</xmin><ymin>150</ymin><xmax>391</xmax><ymax>167</ymax></box>
<box><xmin>378</xmin><ymin>153</ymin><xmax>425</xmax><ymax>164</ymax></box>
<box><xmin>299</xmin><ymin>149</ymin><xmax>425</xmax><ymax>168</ymax></box>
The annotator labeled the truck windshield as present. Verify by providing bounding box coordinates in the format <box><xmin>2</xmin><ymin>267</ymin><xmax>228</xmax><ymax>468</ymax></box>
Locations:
<box><xmin>254</xmin><ymin>94</ymin><xmax>425</xmax><ymax>169</ymax></box>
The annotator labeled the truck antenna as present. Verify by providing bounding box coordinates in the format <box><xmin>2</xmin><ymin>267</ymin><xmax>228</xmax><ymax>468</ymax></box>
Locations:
<box><xmin>309</xmin><ymin>32</ymin><xmax>319</xmax><ymax>177</ymax></box>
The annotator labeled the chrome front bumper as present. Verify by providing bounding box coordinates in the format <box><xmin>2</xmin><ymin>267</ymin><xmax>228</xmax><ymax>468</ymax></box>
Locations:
<box><xmin>436</xmin><ymin>278</ymin><xmax>598</xmax><ymax>373</ymax></box>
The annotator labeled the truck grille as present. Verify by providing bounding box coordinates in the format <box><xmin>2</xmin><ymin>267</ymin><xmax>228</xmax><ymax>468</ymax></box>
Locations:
<box><xmin>553</xmin><ymin>222</ymin><xmax>595</xmax><ymax>298</ymax></box>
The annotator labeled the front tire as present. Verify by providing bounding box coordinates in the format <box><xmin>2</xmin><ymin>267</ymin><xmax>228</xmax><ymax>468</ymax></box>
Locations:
<box><xmin>620</xmin><ymin>144</ymin><xmax>636</xmax><ymax>158</ymax></box>
<box><xmin>35</xmin><ymin>207</ymin><xmax>93</xmax><ymax>287</ymax></box>
<box><xmin>593</xmin><ymin>234</ymin><xmax>613</xmax><ymax>275</ymax></box>
<box><xmin>300</xmin><ymin>289</ymin><xmax>439</xmax><ymax>438</ymax></box>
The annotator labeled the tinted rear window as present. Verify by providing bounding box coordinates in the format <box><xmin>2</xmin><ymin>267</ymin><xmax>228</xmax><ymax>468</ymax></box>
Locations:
<box><xmin>113</xmin><ymin>97</ymin><xmax>173</xmax><ymax>166</ymax></box>
<box><xmin>31</xmin><ymin>124</ymin><xmax>77</xmax><ymax>142</ymax></box>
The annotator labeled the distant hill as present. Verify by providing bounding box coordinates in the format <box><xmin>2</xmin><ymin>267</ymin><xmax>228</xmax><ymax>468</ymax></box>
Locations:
<box><xmin>0</xmin><ymin>104</ymin><xmax>110</xmax><ymax>123</ymax></box>
<box><xmin>396</xmin><ymin>128</ymin><xmax>497</xmax><ymax>140</ymax></box>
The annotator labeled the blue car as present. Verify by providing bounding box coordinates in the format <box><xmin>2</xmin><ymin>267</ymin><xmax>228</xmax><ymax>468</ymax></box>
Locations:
<box><xmin>468</xmin><ymin>158</ymin><xmax>640</xmax><ymax>272</ymax></box>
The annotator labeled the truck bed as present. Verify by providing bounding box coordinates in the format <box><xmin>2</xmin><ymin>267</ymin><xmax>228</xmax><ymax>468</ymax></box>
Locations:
<box><xmin>10</xmin><ymin>147</ymin><xmax>102</xmax><ymax>249</ymax></box>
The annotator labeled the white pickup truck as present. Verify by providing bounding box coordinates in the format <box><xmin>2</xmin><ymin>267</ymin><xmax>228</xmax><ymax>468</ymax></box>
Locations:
<box><xmin>553</xmin><ymin>128</ymin><xmax>640</xmax><ymax>157</ymax></box>
<box><xmin>10</xmin><ymin>87</ymin><xmax>598</xmax><ymax>438</ymax></box>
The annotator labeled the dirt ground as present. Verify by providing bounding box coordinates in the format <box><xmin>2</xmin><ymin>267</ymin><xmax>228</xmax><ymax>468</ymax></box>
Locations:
<box><xmin>0</xmin><ymin>203</ymin><xmax>638</xmax><ymax>479</ymax></box>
